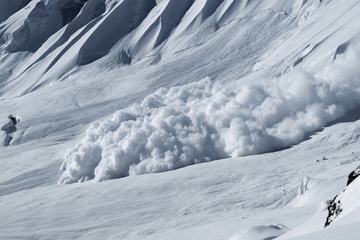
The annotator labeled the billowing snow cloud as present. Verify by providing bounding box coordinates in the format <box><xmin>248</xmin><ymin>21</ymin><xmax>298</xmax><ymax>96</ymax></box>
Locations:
<box><xmin>59</xmin><ymin>46</ymin><xmax>360</xmax><ymax>183</ymax></box>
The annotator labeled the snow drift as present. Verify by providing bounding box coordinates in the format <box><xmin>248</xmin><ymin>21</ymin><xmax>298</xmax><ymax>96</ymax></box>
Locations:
<box><xmin>59</xmin><ymin>44</ymin><xmax>360</xmax><ymax>183</ymax></box>
<box><xmin>228</xmin><ymin>224</ymin><xmax>290</xmax><ymax>240</ymax></box>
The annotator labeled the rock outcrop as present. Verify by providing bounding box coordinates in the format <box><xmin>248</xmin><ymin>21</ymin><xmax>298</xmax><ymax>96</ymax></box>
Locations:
<box><xmin>325</xmin><ymin>165</ymin><xmax>360</xmax><ymax>227</ymax></box>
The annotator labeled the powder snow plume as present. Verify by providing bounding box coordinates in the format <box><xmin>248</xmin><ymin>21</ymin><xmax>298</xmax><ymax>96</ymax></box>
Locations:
<box><xmin>59</xmin><ymin>45</ymin><xmax>360</xmax><ymax>183</ymax></box>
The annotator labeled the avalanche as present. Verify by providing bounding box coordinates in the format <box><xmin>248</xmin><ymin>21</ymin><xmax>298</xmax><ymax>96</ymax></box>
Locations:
<box><xmin>1</xmin><ymin>0</ymin><xmax>360</xmax><ymax>239</ymax></box>
<box><xmin>60</xmin><ymin>46</ymin><xmax>360</xmax><ymax>183</ymax></box>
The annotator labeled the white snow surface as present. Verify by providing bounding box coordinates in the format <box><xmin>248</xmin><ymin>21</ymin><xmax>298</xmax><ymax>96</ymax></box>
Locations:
<box><xmin>1</xmin><ymin>0</ymin><xmax>360</xmax><ymax>239</ymax></box>
<box><xmin>229</xmin><ymin>223</ymin><xmax>290</xmax><ymax>240</ymax></box>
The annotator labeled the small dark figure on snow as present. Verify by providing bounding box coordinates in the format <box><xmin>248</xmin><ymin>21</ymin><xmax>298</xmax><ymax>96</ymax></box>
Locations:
<box><xmin>347</xmin><ymin>165</ymin><xmax>360</xmax><ymax>186</ymax></box>
<box><xmin>1</xmin><ymin>114</ymin><xmax>20</xmax><ymax>146</ymax></box>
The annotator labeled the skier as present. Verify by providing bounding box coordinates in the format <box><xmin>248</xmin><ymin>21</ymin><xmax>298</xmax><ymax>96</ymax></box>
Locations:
<box><xmin>1</xmin><ymin>114</ymin><xmax>20</xmax><ymax>146</ymax></box>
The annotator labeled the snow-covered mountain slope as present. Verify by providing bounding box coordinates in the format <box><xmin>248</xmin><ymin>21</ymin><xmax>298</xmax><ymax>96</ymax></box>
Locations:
<box><xmin>1</xmin><ymin>0</ymin><xmax>360</xmax><ymax>239</ymax></box>
<box><xmin>1</xmin><ymin>0</ymin><xmax>346</xmax><ymax>96</ymax></box>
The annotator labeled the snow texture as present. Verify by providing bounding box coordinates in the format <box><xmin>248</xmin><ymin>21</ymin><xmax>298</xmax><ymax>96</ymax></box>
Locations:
<box><xmin>228</xmin><ymin>223</ymin><xmax>290</xmax><ymax>240</ymax></box>
<box><xmin>60</xmin><ymin>44</ymin><xmax>360</xmax><ymax>183</ymax></box>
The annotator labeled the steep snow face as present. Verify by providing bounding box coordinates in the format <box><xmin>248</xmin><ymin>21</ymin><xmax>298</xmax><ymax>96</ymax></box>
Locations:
<box><xmin>0</xmin><ymin>0</ymin><xmax>88</xmax><ymax>52</ymax></box>
<box><xmin>0</xmin><ymin>0</ymin><xmax>31</xmax><ymax>23</ymax></box>
<box><xmin>78</xmin><ymin>0</ymin><xmax>157</xmax><ymax>65</ymax></box>
<box><xmin>0</xmin><ymin>0</ymin><xmax>327</xmax><ymax>97</ymax></box>
<box><xmin>128</xmin><ymin>0</ymin><xmax>195</xmax><ymax>59</ymax></box>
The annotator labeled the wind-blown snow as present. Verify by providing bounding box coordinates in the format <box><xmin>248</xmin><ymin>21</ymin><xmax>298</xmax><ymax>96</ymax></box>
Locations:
<box><xmin>59</xmin><ymin>44</ymin><xmax>360</xmax><ymax>183</ymax></box>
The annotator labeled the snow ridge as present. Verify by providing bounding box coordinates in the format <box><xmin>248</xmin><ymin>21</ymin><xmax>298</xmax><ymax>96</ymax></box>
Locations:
<box><xmin>0</xmin><ymin>0</ymin><xmax>88</xmax><ymax>53</ymax></box>
<box><xmin>0</xmin><ymin>0</ymin><xmax>31</xmax><ymax>23</ymax></box>
<box><xmin>79</xmin><ymin>0</ymin><xmax>157</xmax><ymax>65</ymax></box>
<box><xmin>0</xmin><ymin>0</ymin><xmax>327</xmax><ymax>97</ymax></box>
